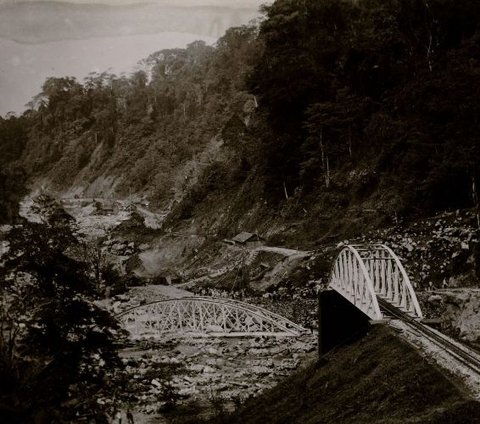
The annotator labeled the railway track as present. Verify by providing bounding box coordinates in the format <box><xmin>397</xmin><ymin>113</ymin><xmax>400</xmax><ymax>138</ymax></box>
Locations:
<box><xmin>378</xmin><ymin>298</ymin><xmax>480</xmax><ymax>376</ymax></box>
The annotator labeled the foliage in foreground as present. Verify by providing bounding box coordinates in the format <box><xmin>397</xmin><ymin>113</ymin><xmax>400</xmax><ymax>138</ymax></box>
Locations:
<box><xmin>0</xmin><ymin>196</ymin><xmax>123</xmax><ymax>423</ymax></box>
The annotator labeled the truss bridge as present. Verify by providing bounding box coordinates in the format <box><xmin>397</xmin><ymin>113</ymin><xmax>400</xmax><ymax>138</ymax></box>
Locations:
<box><xmin>117</xmin><ymin>297</ymin><xmax>306</xmax><ymax>338</ymax></box>
<box><xmin>329</xmin><ymin>244</ymin><xmax>423</xmax><ymax>321</ymax></box>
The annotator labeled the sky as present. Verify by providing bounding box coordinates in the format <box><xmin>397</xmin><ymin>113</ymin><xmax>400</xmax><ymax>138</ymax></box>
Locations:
<box><xmin>0</xmin><ymin>0</ymin><xmax>264</xmax><ymax>7</ymax></box>
<box><xmin>0</xmin><ymin>0</ymin><xmax>266</xmax><ymax>115</ymax></box>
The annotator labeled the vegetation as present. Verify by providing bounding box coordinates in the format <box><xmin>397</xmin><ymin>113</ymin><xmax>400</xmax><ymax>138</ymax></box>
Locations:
<box><xmin>248</xmin><ymin>0</ymin><xmax>480</xmax><ymax>216</ymax></box>
<box><xmin>2</xmin><ymin>1</ymin><xmax>480</xmax><ymax>421</ymax></box>
<box><xmin>0</xmin><ymin>26</ymin><xmax>261</xmax><ymax>211</ymax></box>
<box><xmin>206</xmin><ymin>326</ymin><xmax>480</xmax><ymax>424</ymax></box>
<box><xmin>0</xmin><ymin>196</ymin><xmax>123</xmax><ymax>422</ymax></box>
<box><xmin>2</xmin><ymin>0</ymin><xmax>480</xmax><ymax>240</ymax></box>
<box><xmin>0</xmin><ymin>115</ymin><xmax>28</xmax><ymax>224</ymax></box>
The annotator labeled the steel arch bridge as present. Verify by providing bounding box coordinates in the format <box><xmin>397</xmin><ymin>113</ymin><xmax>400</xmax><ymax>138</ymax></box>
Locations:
<box><xmin>117</xmin><ymin>297</ymin><xmax>306</xmax><ymax>338</ymax></box>
<box><xmin>329</xmin><ymin>244</ymin><xmax>423</xmax><ymax>321</ymax></box>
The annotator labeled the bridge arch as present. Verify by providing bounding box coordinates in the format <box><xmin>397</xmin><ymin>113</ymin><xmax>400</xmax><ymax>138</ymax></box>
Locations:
<box><xmin>117</xmin><ymin>297</ymin><xmax>306</xmax><ymax>338</ymax></box>
<box><xmin>329</xmin><ymin>244</ymin><xmax>423</xmax><ymax>320</ymax></box>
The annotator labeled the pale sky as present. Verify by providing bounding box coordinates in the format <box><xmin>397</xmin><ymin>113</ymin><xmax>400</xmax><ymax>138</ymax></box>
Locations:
<box><xmin>0</xmin><ymin>0</ymin><xmax>264</xmax><ymax>6</ymax></box>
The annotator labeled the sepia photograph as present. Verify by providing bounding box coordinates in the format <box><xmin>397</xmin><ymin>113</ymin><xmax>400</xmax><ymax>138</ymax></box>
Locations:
<box><xmin>1</xmin><ymin>0</ymin><xmax>480</xmax><ymax>423</ymax></box>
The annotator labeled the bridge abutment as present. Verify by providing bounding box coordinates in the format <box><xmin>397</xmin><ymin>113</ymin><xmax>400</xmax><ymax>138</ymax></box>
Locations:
<box><xmin>318</xmin><ymin>290</ymin><xmax>371</xmax><ymax>355</ymax></box>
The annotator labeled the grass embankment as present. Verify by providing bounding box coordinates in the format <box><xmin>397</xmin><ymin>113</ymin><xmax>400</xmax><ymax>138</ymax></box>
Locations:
<box><xmin>212</xmin><ymin>325</ymin><xmax>480</xmax><ymax>424</ymax></box>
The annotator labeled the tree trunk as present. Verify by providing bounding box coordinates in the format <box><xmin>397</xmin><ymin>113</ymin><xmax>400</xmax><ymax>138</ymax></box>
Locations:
<box><xmin>283</xmin><ymin>179</ymin><xmax>289</xmax><ymax>200</ymax></box>
<box><xmin>319</xmin><ymin>128</ymin><xmax>330</xmax><ymax>188</ymax></box>
<box><xmin>348</xmin><ymin>126</ymin><xmax>352</xmax><ymax>158</ymax></box>
<box><xmin>424</xmin><ymin>0</ymin><xmax>435</xmax><ymax>72</ymax></box>
<box><xmin>325</xmin><ymin>154</ymin><xmax>330</xmax><ymax>188</ymax></box>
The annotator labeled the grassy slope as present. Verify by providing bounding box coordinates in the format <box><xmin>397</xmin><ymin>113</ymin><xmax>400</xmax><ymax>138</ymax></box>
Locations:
<box><xmin>216</xmin><ymin>326</ymin><xmax>480</xmax><ymax>424</ymax></box>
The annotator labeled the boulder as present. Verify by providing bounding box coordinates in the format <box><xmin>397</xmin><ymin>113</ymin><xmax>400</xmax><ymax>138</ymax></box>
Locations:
<box><xmin>206</xmin><ymin>347</ymin><xmax>219</xmax><ymax>355</ymax></box>
<box><xmin>203</xmin><ymin>365</ymin><xmax>216</xmax><ymax>373</ymax></box>
<box><xmin>427</xmin><ymin>295</ymin><xmax>443</xmax><ymax>303</ymax></box>
<box><xmin>151</xmin><ymin>379</ymin><xmax>162</xmax><ymax>388</ymax></box>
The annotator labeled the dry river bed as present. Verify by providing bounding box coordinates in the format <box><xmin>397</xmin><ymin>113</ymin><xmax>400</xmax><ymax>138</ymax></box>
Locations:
<box><xmin>119</xmin><ymin>332</ymin><xmax>317</xmax><ymax>423</ymax></box>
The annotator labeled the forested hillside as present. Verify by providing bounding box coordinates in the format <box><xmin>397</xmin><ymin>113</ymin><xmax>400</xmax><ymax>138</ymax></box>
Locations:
<box><xmin>249</xmin><ymin>0</ymin><xmax>480</xmax><ymax>215</ymax></box>
<box><xmin>3</xmin><ymin>0</ymin><xmax>480</xmax><ymax>243</ymax></box>
<box><xmin>0</xmin><ymin>25</ymin><xmax>260</xmax><ymax>212</ymax></box>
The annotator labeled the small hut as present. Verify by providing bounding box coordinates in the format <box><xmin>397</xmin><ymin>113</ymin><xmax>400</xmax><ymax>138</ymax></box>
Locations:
<box><xmin>231</xmin><ymin>232</ymin><xmax>264</xmax><ymax>247</ymax></box>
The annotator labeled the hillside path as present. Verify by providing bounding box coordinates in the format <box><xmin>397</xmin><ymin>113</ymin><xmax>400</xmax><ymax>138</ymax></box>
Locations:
<box><xmin>256</xmin><ymin>246</ymin><xmax>311</xmax><ymax>257</ymax></box>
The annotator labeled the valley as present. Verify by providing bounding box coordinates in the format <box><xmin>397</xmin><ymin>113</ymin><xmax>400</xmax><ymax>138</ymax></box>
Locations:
<box><xmin>3</xmin><ymin>0</ymin><xmax>480</xmax><ymax>422</ymax></box>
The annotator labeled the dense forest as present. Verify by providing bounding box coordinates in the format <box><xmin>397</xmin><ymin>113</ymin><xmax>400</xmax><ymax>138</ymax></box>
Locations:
<box><xmin>250</xmin><ymin>0</ymin><xmax>480</xmax><ymax>215</ymax></box>
<box><xmin>2</xmin><ymin>0</ymin><xmax>480</xmax><ymax>231</ymax></box>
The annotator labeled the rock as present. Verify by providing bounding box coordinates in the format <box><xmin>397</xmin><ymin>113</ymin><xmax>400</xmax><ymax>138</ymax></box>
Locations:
<box><xmin>112</xmin><ymin>301</ymin><xmax>122</xmax><ymax>312</ymax></box>
<box><xmin>255</xmin><ymin>382</ymin><xmax>270</xmax><ymax>389</ymax></box>
<box><xmin>454</xmin><ymin>295</ymin><xmax>480</xmax><ymax>343</ymax></box>
<box><xmin>215</xmin><ymin>383</ymin><xmax>230</xmax><ymax>392</ymax></box>
<box><xmin>189</xmin><ymin>364</ymin><xmax>204</xmax><ymax>372</ymax></box>
<box><xmin>291</xmin><ymin>341</ymin><xmax>311</xmax><ymax>352</ymax></box>
<box><xmin>215</xmin><ymin>358</ymin><xmax>226</xmax><ymax>367</ymax></box>
<box><xmin>427</xmin><ymin>295</ymin><xmax>443</xmax><ymax>303</ymax></box>
<box><xmin>280</xmin><ymin>359</ymin><xmax>298</xmax><ymax>370</ymax></box>
<box><xmin>250</xmin><ymin>366</ymin><xmax>271</xmax><ymax>375</ymax></box>
<box><xmin>203</xmin><ymin>365</ymin><xmax>216</xmax><ymax>373</ymax></box>
<box><xmin>206</xmin><ymin>325</ymin><xmax>224</xmax><ymax>333</ymax></box>
<box><xmin>249</xmin><ymin>348</ymin><xmax>269</xmax><ymax>355</ymax></box>
<box><xmin>444</xmin><ymin>292</ymin><xmax>471</xmax><ymax>306</ymax></box>
<box><xmin>112</xmin><ymin>242</ymin><xmax>124</xmax><ymax>252</ymax></box>
<box><xmin>151</xmin><ymin>379</ymin><xmax>162</xmax><ymax>388</ymax></box>
<box><xmin>269</xmin><ymin>346</ymin><xmax>283</xmax><ymax>355</ymax></box>
<box><xmin>179</xmin><ymin>387</ymin><xmax>198</xmax><ymax>396</ymax></box>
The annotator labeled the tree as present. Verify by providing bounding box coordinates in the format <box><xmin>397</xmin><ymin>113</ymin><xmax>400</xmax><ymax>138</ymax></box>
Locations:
<box><xmin>0</xmin><ymin>196</ymin><xmax>123</xmax><ymax>423</ymax></box>
<box><xmin>301</xmin><ymin>92</ymin><xmax>371</xmax><ymax>189</ymax></box>
<box><xmin>0</xmin><ymin>166</ymin><xmax>26</xmax><ymax>225</ymax></box>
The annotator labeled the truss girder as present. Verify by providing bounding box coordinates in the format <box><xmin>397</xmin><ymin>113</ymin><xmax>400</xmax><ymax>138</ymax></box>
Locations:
<box><xmin>329</xmin><ymin>244</ymin><xmax>423</xmax><ymax>320</ymax></box>
<box><xmin>117</xmin><ymin>297</ymin><xmax>306</xmax><ymax>338</ymax></box>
